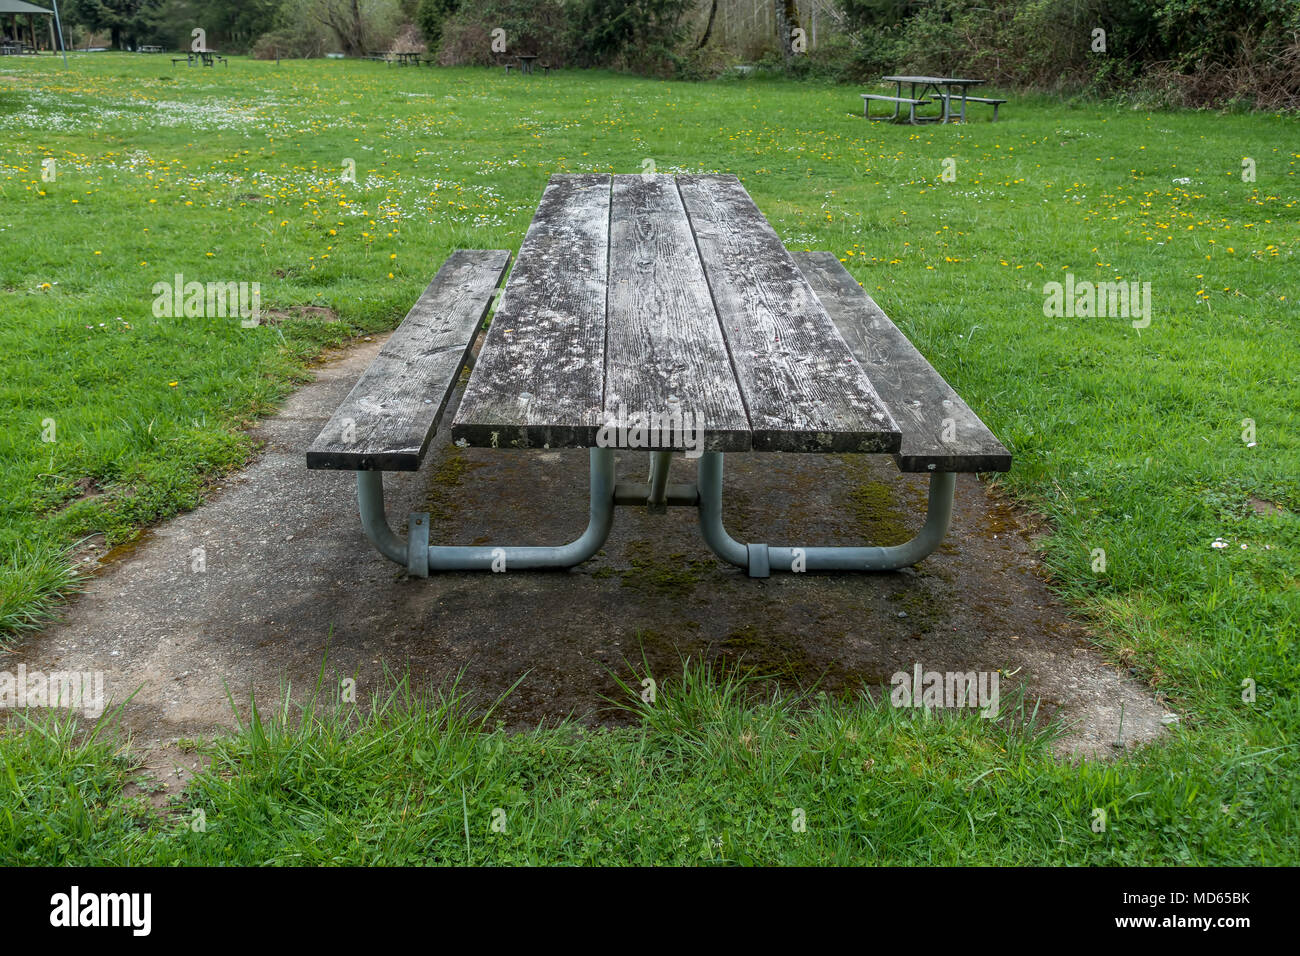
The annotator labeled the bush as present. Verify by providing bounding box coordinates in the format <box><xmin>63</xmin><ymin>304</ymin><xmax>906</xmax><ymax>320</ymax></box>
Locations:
<box><xmin>438</xmin><ymin>0</ymin><xmax>575</xmax><ymax>65</ymax></box>
<box><xmin>252</xmin><ymin>28</ymin><xmax>326</xmax><ymax>59</ymax></box>
<box><xmin>575</xmin><ymin>0</ymin><xmax>697</xmax><ymax>76</ymax></box>
<box><xmin>436</xmin><ymin>0</ymin><xmax>699</xmax><ymax>77</ymax></box>
<box><xmin>834</xmin><ymin>0</ymin><xmax>1300</xmax><ymax>109</ymax></box>
<box><xmin>390</xmin><ymin>22</ymin><xmax>426</xmax><ymax>54</ymax></box>
<box><xmin>416</xmin><ymin>0</ymin><xmax>460</xmax><ymax>49</ymax></box>
<box><xmin>666</xmin><ymin>45</ymin><xmax>735</xmax><ymax>81</ymax></box>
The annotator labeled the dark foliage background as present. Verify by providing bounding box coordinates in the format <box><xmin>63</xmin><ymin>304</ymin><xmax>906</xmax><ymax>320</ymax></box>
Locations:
<box><xmin>51</xmin><ymin>0</ymin><xmax>1300</xmax><ymax>109</ymax></box>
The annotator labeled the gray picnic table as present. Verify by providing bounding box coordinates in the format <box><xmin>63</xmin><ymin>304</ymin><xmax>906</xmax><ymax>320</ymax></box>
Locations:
<box><xmin>307</xmin><ymin>174</ymin><xmax>1010</xmax><ymax>577</ymax></box>
<box><xmin>867</xmin><ymin>75</ymin><xmax>996</xmax><ymax>124</ymax></box>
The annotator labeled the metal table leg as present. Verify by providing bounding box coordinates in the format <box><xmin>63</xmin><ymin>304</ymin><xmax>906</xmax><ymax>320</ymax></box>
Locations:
<box><xmin>696</xmin><ymin>452</ymin><xmax>956</xmax><ymax>576</ymax></box>
<box><xmin>355</xmin><ymin>447</ymin><xmax>616</xmax><ymax>575</ymax></box>
<box><xmin>646</xmin><ymin>450</ymin><xmax>673</xmax><ymax>513</ymax></box>
<box><xmin>353</xmin><ymin>448</ymin><xmax>953</xmax><ymax>578</ymax></box>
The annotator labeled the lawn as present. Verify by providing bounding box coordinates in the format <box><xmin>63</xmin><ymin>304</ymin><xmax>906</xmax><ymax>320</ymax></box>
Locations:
<box><xmin>0</xmin><ymin>54</ymin><xmax>1296</xmax><ymax>865</ymax></box>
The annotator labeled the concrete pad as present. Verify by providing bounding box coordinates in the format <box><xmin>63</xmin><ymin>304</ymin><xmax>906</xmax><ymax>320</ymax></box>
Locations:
<box><xmin>7</xmin><ymin>338</ymin><xmax>1171</xmax><ymax>760</ymax></box>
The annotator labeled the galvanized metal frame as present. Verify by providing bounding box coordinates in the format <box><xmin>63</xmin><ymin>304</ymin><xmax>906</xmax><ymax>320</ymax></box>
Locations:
<box><xmin>353</xmin><ymin>449</ymin><xmax>955</xmax><ymax>577</ymax></box>
<box><xmin>696</xmin><ymin>452</ymin><xmax>956</xmax><ymax>577</ymax></box>
<box><xmin>357</xmin><ymin>447</ymin><xmax>616</xmax><ymax>576</ymax></box>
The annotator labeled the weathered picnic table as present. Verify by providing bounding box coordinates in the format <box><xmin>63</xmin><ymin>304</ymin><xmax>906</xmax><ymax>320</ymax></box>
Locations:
<box><xmin>307</xmin><ymin>174</ymin><xmax>1010</xmax><ymax>577</ymax></box>
<box><xmin>866</xmin><ymin>75</ymin><xmax>1001</xmax><ymax>124</ymax></box>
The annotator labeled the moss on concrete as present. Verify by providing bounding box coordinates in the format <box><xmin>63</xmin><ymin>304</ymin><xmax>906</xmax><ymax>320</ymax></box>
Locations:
<box><xmin>848</xmin><ymin>480</ymin><xmax>913</xmax><ymax>545</ymax></box>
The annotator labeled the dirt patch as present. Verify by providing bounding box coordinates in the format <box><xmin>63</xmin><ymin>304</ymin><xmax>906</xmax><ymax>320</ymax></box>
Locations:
<box><xmin>121</xmin><ymin>742</ymin><xmax>211</xmax><ymax>813</ymax></box>
<box><xmin>50</xmin><ymin>476</ymin><xmax>108</xmax><ymax>516</ymax></box>
<box><xmin>6</xmin><ymin>337</ymin><xmax>1170</xmax><ymax>767</ymax></box>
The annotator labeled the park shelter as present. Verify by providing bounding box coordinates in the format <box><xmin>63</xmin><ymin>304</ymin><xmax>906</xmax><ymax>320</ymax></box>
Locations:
<box><xmin>0</xmin><ymin>0</ymin><xmax>56</xmax><ymax>53</ymax></box>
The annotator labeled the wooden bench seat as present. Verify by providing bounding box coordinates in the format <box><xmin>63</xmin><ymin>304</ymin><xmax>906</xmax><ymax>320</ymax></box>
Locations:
<box><xmin>861</xmin><ymin>92</ymin><xmax>929</xmax><ymax>123</ymax></box>
<box><xmin>930</xmin><ymin>93</ymin><xmax>1006</xmax><ymax>121</ymax></box>
<box><xmin>792</xmin><ymin>251</ymin><xmax>1010</xmax><ymax>473</ymax></box>
<box><xmin>306</xmin><ymin>250</ymin><xmax>511</xmax><ymax>471</ymax></box>
<box><xmin>860</xmin><ymin>94</ymin><xmax>926</xmax><ymax>103</ymax></box>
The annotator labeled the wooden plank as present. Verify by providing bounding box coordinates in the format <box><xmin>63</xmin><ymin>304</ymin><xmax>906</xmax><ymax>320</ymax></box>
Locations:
<box><xmin>604</xmin><ymin>174</ymin><xmax>750</xmax><ymax>452</ymax></box>
<box><xmin>305</xmin><ymin>249</ymin><xmax>511</xmax><ymax>470</ymax></box>
<box><xmin>861</xmin><ymin>94</ymin><xmax>926</xmax><ymax>103</ymax></box>
<box><xmin>676</xmin><ymin>174</ymin><xmax>900</xmax><ymax>453</ymax></box>
<box><xmin>882</xmin><ymin>76</ymin><xmax>986</xmax><ymax>85</ymax></box>
<box><xmin>452</xmin><ymin>174</ymin><xmax>610</xmax><ymax>449</ymax></box>
<box><xmin>792</xmin><ymin>251</ymin><xmax>1011</xmax><ymax>472</ymax></box>
<box><xmin>931</xmin><ymin>94</ymin><xmax>1006</xmax><ymax>104</ymax></box>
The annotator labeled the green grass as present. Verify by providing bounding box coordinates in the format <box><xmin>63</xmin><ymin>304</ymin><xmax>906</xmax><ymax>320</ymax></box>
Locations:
<box><xmin>2</xmin><ymin>666</ymin><xmax>1294</xmax><ymax>864</ymax></box>
<box><xmin>0</xmin><ymin>54</ymin><xmax>1297</xmax><ymax>864</ymax></box>
<box><xmin>0</xmin><ymin>709</ymin><xmax>156</xmax><ymax>864</ymax></box>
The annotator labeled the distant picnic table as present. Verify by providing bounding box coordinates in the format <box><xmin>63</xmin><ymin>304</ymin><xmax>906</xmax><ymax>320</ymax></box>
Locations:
<box><xmin>172</xmin><ymin>49</ymin><xmax>227</xmax><ymax>67</ymax></box>
<box><xmin>307</xmin><ymin>174</ymin><xmax>1010</xmax><ymax>578</ymax></box>
<box><xmin>502</xmin><ymin>55</ymin><xmax>555</xmax><ymax>75</ymax></box>
<box><xmin>362</xmin><ymin>51</ymin><xmax>420</xmax><ymax>66</ymax></box>
<box><xmin>864</xmin><ymin>75</ymin><xmax>1004</xmax><ymax>123</ymax></box>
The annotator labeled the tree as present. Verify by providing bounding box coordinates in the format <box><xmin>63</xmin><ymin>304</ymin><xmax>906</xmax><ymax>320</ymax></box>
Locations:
<box><xmin>416</xmin><ymin>0</ymin><xmax>459</xmax><ymax>48</ymax></box>
<box><xmin>302</xmin><ymin>0</ymin><xmax>401</xmax><ymax>55</ymax></box>
<box><xmin>63</xmin><ymin>0</ymin><xmax>158</xmax><ymax>50</ymax></box>
<box><xmin>575</xmin><ymin>0</ymin><xmax>695</xmax><ymax>67</ymax></box>
<box><xmin>63</xmin><ymin>0</ymin><xmax>281</xmax><ymax>51</ymax></box>
<box><xmin>696</xmin><ymin>0</ymin><xmax>717</xmax><ymax>49</ymax></box>
<box><xmin>774</xmin><ymin>0</ymin><xmax>801</xmax><ymax>63</ymax></box>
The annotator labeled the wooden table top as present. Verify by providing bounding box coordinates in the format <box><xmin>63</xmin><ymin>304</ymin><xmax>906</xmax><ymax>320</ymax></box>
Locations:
<box><xmin>882</xmin><ymin>75</ymin><xmax>986</xmax><ymax>85</ymax></box>
<box><xmin>452</xmin><ymin>174</ymin><xmax>900</xmax><ymax>454</ymax></box>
